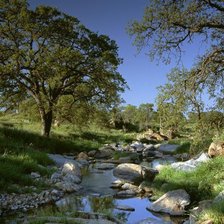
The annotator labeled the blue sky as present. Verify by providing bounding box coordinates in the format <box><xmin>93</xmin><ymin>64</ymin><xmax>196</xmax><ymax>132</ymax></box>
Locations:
<box><xmin>30</xmin><ymin>0</ymin><xmax>208</xmax><ymax>107</ymax></box>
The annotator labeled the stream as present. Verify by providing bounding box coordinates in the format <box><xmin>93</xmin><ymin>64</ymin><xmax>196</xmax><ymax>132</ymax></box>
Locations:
<box><xmin>1</xmin><ymin>154</ymin><xmax>186</xmax><ymax>224</ymax></box>
<box><xmin>47</xmin><ymin>161</ymin><xmax>182</xmax><ymax>224</ymax></box>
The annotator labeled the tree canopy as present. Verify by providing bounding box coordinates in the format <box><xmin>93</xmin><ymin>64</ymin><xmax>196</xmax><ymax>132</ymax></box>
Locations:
<box><xmin>0</xmin><ymin>0</ymin><xmax>127</xmax><ymax>136</ymax></box>
<box><xmin>129</xmin><ymin>0</ymin><xmax>224</xmax><ymax>107</ymax></box>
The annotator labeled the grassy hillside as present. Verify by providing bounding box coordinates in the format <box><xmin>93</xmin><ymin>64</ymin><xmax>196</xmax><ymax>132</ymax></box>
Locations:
<box><xmin>0</xmin><ymin>114</ymin><xmax>135</xmax><ymax>193</ymax></box>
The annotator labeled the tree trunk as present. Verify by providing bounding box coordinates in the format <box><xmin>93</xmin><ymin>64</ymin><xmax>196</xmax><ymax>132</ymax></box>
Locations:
<box><xmin>39</xmin><ymin>109</ymin><xmax>53</xmax><ymax>137</ymax></box>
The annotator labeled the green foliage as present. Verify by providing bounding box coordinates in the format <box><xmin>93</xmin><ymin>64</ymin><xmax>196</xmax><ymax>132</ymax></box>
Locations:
<box><xmin>0</xmin><ymin>0</ymin><xmax>126</xmax><ymax>136</ymax></box>
<box><xmin>129</xmin><ymin>0</ymin><xmax>224</xmax><ymax>111</ymax></box>
<box><xmin>151</xmin><ymin>157</ymin><xmax>224</xmax><ymax>202</ymax></box>
<box><xmin>198</xmin><ymin>201</ymin><xmax>224</xmax><ymax>224</ymax></box>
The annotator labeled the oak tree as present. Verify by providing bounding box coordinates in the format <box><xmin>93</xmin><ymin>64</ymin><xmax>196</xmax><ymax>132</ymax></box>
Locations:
<box><xmin>129</xmin><ymin>0</ymin><xmax>224</xmax><ymax>105</ymax></box>
<box><xmin>0</xmin><ymin>0</ymin><xmax>126</xmax><ymax>136</ymax></box>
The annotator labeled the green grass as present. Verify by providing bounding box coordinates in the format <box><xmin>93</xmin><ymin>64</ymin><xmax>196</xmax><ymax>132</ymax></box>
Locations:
<box><xmin>198</xmin><ymin>201</ymin><xmax>224</xmax><ymax>224</ymax></box>
<box><xmin>150</xmin><ymin>156</ymin><xmax>224</xmax><ymax>202</ymax></box>
<box><xmin>0</xmin><ymin>115</ymin><xmax>136</xmax><ymax>193</ymax></box>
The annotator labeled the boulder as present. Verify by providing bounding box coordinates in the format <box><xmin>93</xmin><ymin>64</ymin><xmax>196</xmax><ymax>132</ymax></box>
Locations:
<box><xmin>62</xmin><ymin>173</ymin><xmax>81</xmax><ymax>184</ymax></box>
<box><xmin>62</xmin><ymin>161</ymin><xmax>81</xmax><ymax>178</ymax></box>
<box><xmin>55</xmin><ymin>182</ymin><xmax>82</xmax><ymax>193</ymax></box>
<box><xmin>187</xmin><ymin>200</ymin><xmax>213</xmax><ymax>224</ymax></box>
<box><xmin>115</xmin><ymin>190</ymin><xmax>136</xmax><ymax>198</ymax></box>
<box><xmin>94</xmin><ymin>149</ymin><xmax>114</xmax><ymax>159</ymax></box>
<box><xmin>151</xmin><ymin>133</ymin><xmax>168</xmax><ymax>141</ymax></box>
<box><xmin>115</xmin><ymin>205</ymin><xmax>135</xmax><ymax>211</ymax></box>
<box><xmin>208</xmin><ymin>142</ymin><xmax>224</xmax><ymax>157</ymax></box>
<box><xmin>136</xmin><ymin>217</ymin><xmax>172</xmax><ymax>224</ymax></box>
<box><xmin>147</xmin><ymin>189</ymin><xmax>190</xmax><ymax>216</ymax></box>
<box><xmin>121</xmin><ymin>183</ymin><xmax>142</xmax><ymax>193</ymax></box>
<box><xmin>94</xmin><ymin>163</ymin><xmax>115</xmax><ymax>170</ymax></box>
<box><xmin>110</xmin><ymin>179</ymin><xmax>126</xmax><ymax>188</ymax></box>
<box><xmin>77</xmin><ymin>152</ymin><xmax>89</xmax><ymax>160</ymax></box>
<box><xmin>171</xmin><ymin>153</ymin><xmax>210</xmax><ymax>172</ymax></box>
<box><xmin>113</xmin><ymin>163</ymin><xmax>158</xmax><ymax>184</ymax></box>
<box><xmin>158</xmin><ymin>144</ymin><xmax>179</xmax><ymax>154</ymax></box>
<box><xmin>88</xmin><ymin>150</ymin><xmax>97</xmax><ymax>157</ymax></box>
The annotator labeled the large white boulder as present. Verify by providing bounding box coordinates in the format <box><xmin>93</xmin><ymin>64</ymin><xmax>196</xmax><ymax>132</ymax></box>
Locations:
<box><xmin>147</xmin><ymin>189</ymin><xmax>190</xmax><ymax>216</ymax></box>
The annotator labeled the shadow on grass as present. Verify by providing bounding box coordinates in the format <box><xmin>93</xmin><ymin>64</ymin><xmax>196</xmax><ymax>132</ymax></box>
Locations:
<box><xmin>0</xmin><ymin>126</ymin><xmax>103</xmax><ymax>154</ymax></box>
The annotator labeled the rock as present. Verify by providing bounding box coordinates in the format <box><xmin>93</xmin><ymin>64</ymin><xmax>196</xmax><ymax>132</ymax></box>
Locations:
<box><xmin>113</xmin><ymin>163</ymin><xmax>158</xmax><ymax>184</ymax></box>
<box><xmin>110</xmin><ymin>180</ymin><xmax>125</xmax><ymax>188</ymax></box>
<box><xmin>77</xmin><ymin>152</ymin><xmax>89</xmax><ymax>160</ymax></box>
<box><xmin>158</xmin><ymin>144</ymin><xmax>180</xmax><ymax>154</ymax></box>
<box><xmin>171</xmin><ymin>153</ymin><xmax>210</xmax><ymax>172</ymax></box>
<box><xmin>213</xmin><ymin>190</ymin><xmax>224</xmax><ymax>203</ymax></box>
<box><xmin>174</xmin><ymin>153</ymin><xmax>190</xmax><ymax>161</ymax></box>
<box><xmin>55</xmin><ymin>182</ymin><xmax>82</xmax><ymax>193</ymax></box>
<box><xmin>151</xmin><ymin>133</ymin><xmax>168</xmax><ymax>141</ymax></box>
<box><xmin>138</xmin><ymin>181</ymin><xmax>152</xmax><ymax>193</ymax></box>
<box><xmin>62</xmin><ymin>161</ymin><xmax>81</xmax><ymax>178</ymax></box>
<box><xmin>30</xmin><ymin>172</ymin><xmax>41</xmax><ymax>179</ymax></box>
<box><xmin>51</xmin><ymin>171</ymin><xmax>61</xmax><ymax>183</ymax></box>
<box><xmin>62</xmin><ymin>173</ymin><xmax>81</xmax><ymax>184</ymax></box>
<box><xmin>88</xmin><ymin>150</ymin><xmax>97</xmax><ymax>157</ymax></box>
<box><xmin>130</xmin><ymin>141</ymin><xmax>144</xmax><ymax>151</ymax></box>
<box><xmin>147</xmin><ymin>189</ymin><xmax>190</xmax><ymax>216</ymax></box>
<box><xmin>188</xmin><ymin>200</ymin><xmax>213</xmax><ymax>224</ymax></box>
<box><xmin>95</xmin><ymin>149</ymin><xmax>114</xmax><ymax>159</ymax></box>
<box><xmin>77</xmin><ymin>159</ymin><xmax>89</xmax><ymax>167</ymax></box>
<box><xmin>48</xmin><ymin>154</ymin><xmax>75</xmax><ymax>167</ymax></box>
<box><xmin>121</xmin><ymin>183</ymin><xmax>141</xmax><ymax>193</ymax></box>
<box><xmin>94</xmin><ymin>163</ymin><xmax>115</xmax><ymax>170</ymax></box>
<box><xmin>115</xmin><ymin>205</ymin><xmax>135</xmax><ymax>211</ymax></box>
<box><xmin>136</xmin><ymin>217</ymin><xmax>172</xmax><ymax>224</ymax></box>
<box><xmin>118</xmin><ymin>156</ymin><xmax>132</xmax><ymax>163</ymax></box>
<box><xmin>208</xmin><ymin>142</ymin><xmax>224</xmax><ymax>157</ymax></box>
<box><xmin>115</xmin><ymin>190</ymin><xmax>136</xmax><ymax>198</ymax></box>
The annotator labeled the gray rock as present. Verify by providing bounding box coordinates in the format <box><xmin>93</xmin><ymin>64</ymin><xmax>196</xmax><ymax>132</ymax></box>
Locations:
<box><xmin>62</xmin><ymin>173</ymin><xmax>81</xmax><ymax>184</ymax></box>
<box><xmin>30</xmin><ymin>172</ymin><xmax>41</xmax><ymax>179</ymax></box>
<box><xmin>50</xmin><ymin>172</ymin><xmax>61</xmax><ymax>182</ymax></box>
<box><xmin>77</xmin><ymin>159</ymin><xmax>89</xmax><ymax>167</ymax></box>
<box><xmin>77</xmin><ymin>152</ymin><xmax>89</xmax><ymax>160</ymax></box>
<box><xmin>48</xmin><ymin>154</ymin><xmax>75</xmax><ymax>167</ymax></box>
<box><xmin>147</xmin><ymin>189</ymin><xmax>190</xmax><ymax>216</ymax></box>
<box><xmin>121</xmin><ymin>183</ymin><xmax>141</xmax><ymax>193</ymax></box>
<box><xmin>158</xmin><ymin>144</ymin><xmax>179</xmax><ymax>153</ymax></box>
<box><xmin>115</xmin><ymin>190</ymin><xmax>136</xmax><ymax>198</ymax></box>
<box><xmin>95</xmin><ymin>149</ymin><xmax>114</xmax><ymax>159</ymax></box>
<box><xmin>213</xmin><ymin>190</ymin><xmax>224</xmax><ymax>203</ymax></box>
<box><xmin>88</xmin><ymin>150</ymin><xmax>97</xmax><ymax>157</ymax></box>
<box><xmin>62</xmin><ymin>161</ymin><xmax>81</xmax><ymax>178</ymax></box>
<box><xmin>136</xmin><ymin>217</ymin><xmax>172</xmax><ymax>224</ymax></box>
<box><xmin>113</xmin><ymin>163</ymin><xmax>158</xmax><ymax>184</ymax></box>
<box><xmin>55</xmin><ymin>182</ymin><xmax>82</xmax><ymax>193</ymax></box>
<box><xmin>94</xmin><ymin>163</ymin><xmax>115</xmax><ymax>170</ymax></box>
<box><xmin>110</xmin><ymin>180</ymin><xmax>125</xmax><ymax>188</ymax></box>
<box><xmin>171</xmin><ymin>153</ymin><xmax>210</xmax><ymax>172</ymax></box>
<box><xmin>115</xmin><ymin>204</ymin><xmax>135</xmax><ymax>211</ymax></box>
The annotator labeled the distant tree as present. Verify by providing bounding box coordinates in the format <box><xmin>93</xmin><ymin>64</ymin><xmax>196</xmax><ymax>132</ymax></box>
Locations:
<box><xmin>129</xmin><ymin>0</ymin><xmax>224</xmax><ymax>106</ymax></box>
<box><xmin>0</xmin><ymin>0</ymin><xmax>126</xmax><ymax>136</ymax></box>
<box><xmin>137</xmin><ymin>103</ymin><xmax>154</xmax><ymax>131</ymax></box>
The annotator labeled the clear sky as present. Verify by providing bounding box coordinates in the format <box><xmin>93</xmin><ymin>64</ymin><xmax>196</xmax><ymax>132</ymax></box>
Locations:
<box><xmin>29</xmin><ymin>0</ymin><xmax>207</xmax><ymax>107</ymax></box>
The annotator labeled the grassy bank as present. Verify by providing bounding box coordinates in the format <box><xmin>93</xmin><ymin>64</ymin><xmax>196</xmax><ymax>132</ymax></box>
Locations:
<box><xmin>148</xmin><ymin>157</ymin><xmax>224</xmax><ymax>223</ymax></box>
<box><xmin>0</xmin><ymin>116</ymin><xmax>135</xmax><ymax>193</ymax></box>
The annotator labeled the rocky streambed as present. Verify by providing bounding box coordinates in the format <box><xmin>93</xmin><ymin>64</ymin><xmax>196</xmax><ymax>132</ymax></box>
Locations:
<box><xmin>0</xmin><ymin>141</ymin><xmax>212</xmax><ymax>224</ymax></box>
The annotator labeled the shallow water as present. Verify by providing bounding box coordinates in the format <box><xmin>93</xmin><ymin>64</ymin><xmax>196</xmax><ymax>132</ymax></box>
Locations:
<box><xmin>1</xmin><ymin>160</ymin><xmax>185</xmax><ymax>224</ymax></box>
<box><xmin>54</xmin><ymin>163</ymin><xmax>183</xmax><ymax>223</ymax></box>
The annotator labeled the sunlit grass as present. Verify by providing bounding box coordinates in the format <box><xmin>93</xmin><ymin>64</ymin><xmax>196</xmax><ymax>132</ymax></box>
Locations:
<box><xmin>150</xmin><ymin>157</ymin><xmax>224</xmax><ymax>202</ymax></box>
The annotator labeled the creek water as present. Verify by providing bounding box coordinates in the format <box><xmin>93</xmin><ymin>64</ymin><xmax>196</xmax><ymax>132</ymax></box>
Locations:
<box><xmin>53</xmin><ymin>162</ymin><xmax>183</xmax><ymax>224</ymax></box>
<box><xmin>2</xmin><ymin>157</ymin><xmax>185</xmax><ymax>224</ymax></box>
